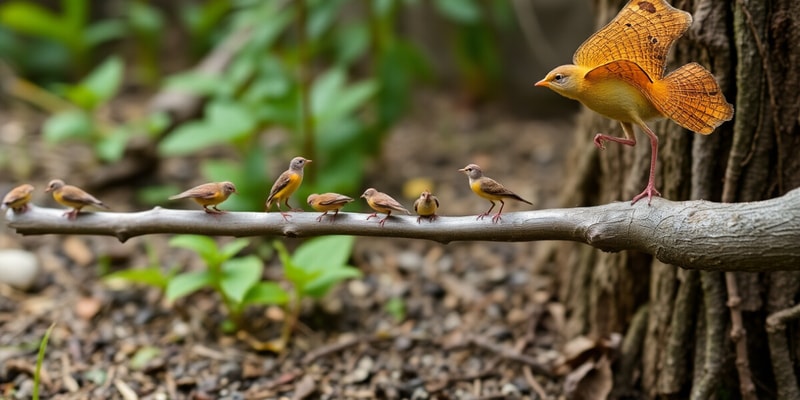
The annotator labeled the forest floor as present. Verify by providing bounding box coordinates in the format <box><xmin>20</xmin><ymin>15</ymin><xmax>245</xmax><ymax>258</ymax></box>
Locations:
<box><xmin>0</xmin><ymin>92</ymin><xmax>611</xmax><ymax>399</ymax></box>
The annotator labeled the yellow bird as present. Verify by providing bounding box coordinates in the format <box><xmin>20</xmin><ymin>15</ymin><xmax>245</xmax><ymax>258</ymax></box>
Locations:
<box><xmin>535</xmin><ymin>0</ymin><xmax>733</xmax><ymax>205</ymax></box>
<box><xmin>361</xmin><ymin>188</ymin><xmax>409</xmax><ymax>227</ymax></box>
<box><xmin>265</xmin><ymin>157</ymin><xmax>311</xmax><ymax>220</ymax></box>
<box><xmin>459</xmin><ymin>164</ymin><xmax>532</xmax><ymax>223</ymax></box>
<box><xmin>307</xmin><ymin>193</ymin><xmax>354</xmax><ymax>222</ymax></box>
<box><xmin>169</xmin><ymin>181</ymin><xmax>238</xmax><ymax>214</ymax></box>
<box><xmin>413</xmin><ymin>190</ymin><xmax>439</xmax><ymax>223</ymax></box>
<box><xmin>2</xmin><ymin>183</ymin><xmax>35</xmax><ymax>213</ymax></box>
<box><xmin>45</xmin><ymin>179</ymin><xmax>108</xmax><ymax>220</ymax></box>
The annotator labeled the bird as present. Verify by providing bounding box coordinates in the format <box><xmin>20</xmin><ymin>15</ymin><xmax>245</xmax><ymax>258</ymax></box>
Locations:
<box><xmin>307</xmin><ymin>193</ymin><xmax>354</xmax><ymax>222</ymax></box>
<box><xmin>169</xmin><ymin>181</ymin><xmax>238</xmax><ymax>214</ymax></box>
<box><xmin>459</xmin><ymin>164</ymin><xmax>532</xmax><ymax>223</ymax></box>
<box><xmin>361</xmin><ymin>188</ymin><xmax>410</xmax><ymax>227</ymax></box>
<box><xmin>2</xmin><ymin>183</ymin><xmax>35</xmax><ymax>213</ymax></box>
<box><xmin>535</xmin><ymin>0</ymin><xmax>733</xmax><ymax>205</ymax></box>
<box><xmin>413</xmin><ymin>190</ymin><xmax>439</xmax><ymax>223</ymax></box>
<box><xmin>265</xmin><ymin>157</ymin><xmax>311</xmax><ymax>220</ymax></box>
<box><xmin>45</xmin><ymin>179</ymin><xmax>108</xmax><ymax>220</ymax></box>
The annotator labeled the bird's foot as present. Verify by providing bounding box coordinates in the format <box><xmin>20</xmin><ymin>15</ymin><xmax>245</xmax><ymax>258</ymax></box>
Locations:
<box><xmin>64</xmin><ymin>210</ymin><xmax>79</xmax><ymax>220</ymax></box>
<box><xmin>204</xmin><ymin>207</ymin><xmax>225</xmax><ymax>214</ymax></box>
<box><xmin>378</xmin><ymin>217</ymin><xmax>389</xmax><ymax>227</ymax></box>
<box><xmin>315</xmin><ymin>212</ymin><xmax>329</xmax><ymax>222</ymax></box>
<box><xmin>366</xmin><ymin>212</ymin><xmax>378</xmax><ymax>221</ymax></box>
<box><xmin>476</xmin><ymin>212</ymin><xmax>491</xmax><ymax>221</ymax></box>
<box><xmin>279</xmin><ymin>212</ymin><xmax>292</xmax><ymax>221</ymax></box>
<box><xmin>491</xmin><ymin>213</ymin><xmax>503</xmax><ymax>224</ymax></box>
<box><xmin>14</xmin><ymin>205</ymin><xmax>29</xmax><ymax>214</ymax></box>
<box><xmin>593</xmin><ymin>133</ymin><xmax>636</xmax><ymax>150</ymax></box>
<box><xmin>631</xmin><ymin>184</ymin><xmax>662</xmax><ymax>205</ymax></box>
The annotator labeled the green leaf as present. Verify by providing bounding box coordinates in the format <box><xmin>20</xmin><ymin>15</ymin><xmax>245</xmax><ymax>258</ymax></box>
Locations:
<box><xmin>220</xmin><ymin>255</ymin><xmax>263</xmax><ymax>304</ymax></box>
<box><xmin>318</xmin><ymin>79</ymin><xmax>377</xmax><ymax>123</ymax></box>
<box><xmin>334</xmin><ymin>23</ymin><xmax>369</xmax><ymax>66</ymax></box>
<box><xmin>137</xmin><ymin>184</ymin><xmax>180</xmax><ymax>207</ymax></box>
<box><xmin>275</xmin><ymin>240</ymin><xmax>314</xmax><ymax>287</ymax></box>
<box><xmin>385</xmin><ymin>297</ymin><xmax>406</xmax><ymax>322</ymax></box>
<box><xmin>83</xmin><ymin>20</ymin><xmax>127</xmax><ymax>48</ymax></box>
<box><xmin>311</xmin><ymin>68</ymin><xmax>346</xmax><ymax>117</ymax></box>
<box><xmin>166</xmin><ymin>270</ymin><xmax>213</xmax><ymax>301</ymax></box>
<box><xmin>62</xmin><ymin>0</ymin><xmax>87</xmax><ymax>31</ymax></box>
<box><xmin>0</xmin><ymin>2</ymin><xmax>79</xmax><ymax>50</ymax></box>
<box><xmin>95</xmin><ymin>126</ymin><xmax>129</xmax><ymax>162</ymax></box>
<box><xmin>220</xmin><ymin>239</ymin><xmax>251</xmax><ymax>261</ymax></box>
<box><xmin>293</xmin><ymin>236</ymin><xmax>355</xmax><ymax>272</ymax></box>
<box><xmin>433</xmin><ymin>0</ymin><xmax>481</xmax><ymax>23</ymax></box>
<box><xmin>129</xmin><ymin>1</ymin><xmax>164</xmax><ymax>37</ymax></box>
<box><xmin>169</xmin><ymin>235</ymin><xmax>220</xmax><ymax>265</ymax></box>
<box><xmin>42</xmin><ymin>110</ymin><xmax>93</xmax><ymax>143</ymax></box>
<box><xmin>302</xmin><ymin>266</ymin><xmax>362</xmax><ymax>298</ymax></box>
<box><xmin>244</xmin><ymin>281</ymin><xmax>289</xmax><ymax>305</ymax></box>
<box><xmin>158</xmin><ymin>101</ymin><xmax>257</xmax><ymax>156</ymax></box>
<box><xmin>129</xmin><ymin>346</ymin><xmax>161</xmax><ymax>370</ymax></box>
<box><xmin>104</xmin><ymin>267</ymin><xmax>172</xmax><ymax>289</ymax></box>
<box><xmin>33</xmin><ymin>322</ymin><xmax>55</xmax><ymax>400</ymax></box>
<box><xmin>163</xmin><ymin>71</ymin><xmax>226</xmax><ymax>96</ymax></box>
<box><xmin>81</xmin><ymin>56</ymin><xmax>124</xmax><ymax>105</ymax></box>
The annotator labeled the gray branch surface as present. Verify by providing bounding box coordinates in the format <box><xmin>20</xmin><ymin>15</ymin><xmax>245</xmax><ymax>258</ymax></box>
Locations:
<box><xmin>5</xmin><ymin>188</ymin><xmax>800</xmax><ymax>272</ymax></box>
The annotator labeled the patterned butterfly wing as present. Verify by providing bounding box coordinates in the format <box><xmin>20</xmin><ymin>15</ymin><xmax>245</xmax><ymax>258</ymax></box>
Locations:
<box><xmin>573</xmin><ymin>0</ymin><xmax>692</xmax><ymax>80</ymax></box>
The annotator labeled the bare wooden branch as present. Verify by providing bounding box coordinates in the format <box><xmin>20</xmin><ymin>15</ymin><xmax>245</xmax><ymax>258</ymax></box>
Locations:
<box><xmin>4</xmin><ymin>188</ymin><xmax>800</xmax><ymax>272</ymax></box>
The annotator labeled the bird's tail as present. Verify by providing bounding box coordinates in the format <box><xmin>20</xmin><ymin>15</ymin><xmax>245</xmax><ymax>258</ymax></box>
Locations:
<box><xmin>650</xmin><ymin>63</ymin><xmax>733</xmax><ymax>134</ymax></box>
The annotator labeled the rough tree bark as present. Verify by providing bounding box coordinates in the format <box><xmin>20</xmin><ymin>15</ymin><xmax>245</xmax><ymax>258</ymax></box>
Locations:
<box><xmin>556</xmin><ymin>0</ymin><xmax>800</xmax><ymax>398</ymax></box>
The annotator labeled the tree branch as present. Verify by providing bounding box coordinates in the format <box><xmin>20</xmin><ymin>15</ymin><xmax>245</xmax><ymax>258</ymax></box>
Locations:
<box><xmin>4</xmin><ymin>188</ymin><xmax>800</xmax><ymax>271</ymax></box>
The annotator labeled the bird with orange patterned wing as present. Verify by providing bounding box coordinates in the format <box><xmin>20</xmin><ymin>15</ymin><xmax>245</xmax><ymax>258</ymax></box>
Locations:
<box><xmin>536</xmin><ymin>0</ymin><xmax>733</xmax><ymax>204</ymax></box>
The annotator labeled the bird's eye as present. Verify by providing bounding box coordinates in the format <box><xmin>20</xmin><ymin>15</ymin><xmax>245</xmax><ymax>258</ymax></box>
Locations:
<box><xmin>554</xmin><ymin>74</ymin><xmax>564</xmax><ymax>82</ymax></box>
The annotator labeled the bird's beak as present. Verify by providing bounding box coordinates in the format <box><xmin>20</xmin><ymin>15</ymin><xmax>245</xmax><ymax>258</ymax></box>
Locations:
<box><xmin>534</xmin><ymin>79</ymin><xmax>548</xmax><ymax>87</ymax></box>
<box><xmin>306</xmin><ymin>159</ymin><xmax>313</xmax><ymax>163</ymax></box>
<box><xmin>458</xmin><ymin>168</ymin><xmax>466</xmax><ymax>173</ymax></box>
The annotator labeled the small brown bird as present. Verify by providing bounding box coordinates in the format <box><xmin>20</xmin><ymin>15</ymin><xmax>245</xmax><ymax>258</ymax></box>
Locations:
<box><xmin>45</xmin><ymin>179</ymin><xmax>108</xmax><ymax>220</ymax></box>
<box><xmin>459</xmin><ymin>164</ymin><xmax>532</xmax><ymax>223</ymax></box>
<box><xmin>169</xmin><ymin>181</ymin><xmax>238</xmax><ymax>214</ymax></box>
<box><xmin>266</xmin><ymin>157</ymin><xmax>311</xmax><ymax>221</ymax></box>
<box><xmin>307</xmin><ymin>193</ymin><xmax>354</xmax><ymax>222</ymax></box>
<box><xmin>2</xmin><ymin>183</ymin><xmax>35</xmax><ymax>213</ymax></box>
<box><xmin>413</xmin><ymin>191</ymin><xmax>439</xmax><ymax>223</ymax></box>
<box><xmin>361</xmin><ymin>188</ymin><xmax>410</xmax><ymax>227</ymax></box>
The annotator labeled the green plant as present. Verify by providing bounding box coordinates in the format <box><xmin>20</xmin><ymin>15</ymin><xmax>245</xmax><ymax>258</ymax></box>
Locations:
<box><xmin>33</xmin><ymin>322</ymin><xmax>56</xmax><ymax>400</ymax></box>
<box><xmin>271</xmin><ymin>235</ymin><xmax>361</xmax><ymax>350</ymax></box>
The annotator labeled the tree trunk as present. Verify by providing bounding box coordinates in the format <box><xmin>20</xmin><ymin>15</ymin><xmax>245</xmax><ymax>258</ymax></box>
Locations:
<box><xmin>559</xmin><ymin>0</ymin><xmax>800</xmax><ymax>398</ymax></box>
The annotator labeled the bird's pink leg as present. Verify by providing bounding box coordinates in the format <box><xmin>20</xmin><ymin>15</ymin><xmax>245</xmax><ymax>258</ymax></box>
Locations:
<box><xmin>630</xmin><ymin>123</ymin><xmax>661</xmax><ymax>205</ymax></box>
<box><xmin>477</xmin><ymin>202</ymin><xmax>495</xmax><ymax>220</ymax></box>
<box><xmin>366</xmin><ymin>212</ymin><xmax>378</xmax><ymax>220</ymax></box>
<box><xmin>491</xmin><ymin>201</ymin><xmax>506</xmax><ymax>224</ymax></box>
<box><xmin>593</xmin><ymin>122</ymin><xmax>637</xmax><ymax>150</ymax></box>
<box><xmin>378</xmin><ymin>211</ymin><xmax>392</xmax><ymax>227</ymax></box>
<box><xmin>316</xmin><ymin>211</ymin><xmax>328</xmax><ymax>222</ymax></box>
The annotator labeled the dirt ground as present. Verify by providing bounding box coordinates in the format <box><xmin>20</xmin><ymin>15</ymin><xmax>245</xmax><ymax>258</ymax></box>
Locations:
<box><xmin>0</xmin><ymin>91</ymin><xmax>586</xmax><ymax>399</ymax></box>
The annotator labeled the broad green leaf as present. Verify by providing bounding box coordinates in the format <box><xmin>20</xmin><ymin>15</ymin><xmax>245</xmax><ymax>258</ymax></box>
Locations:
<box><xmin>244</xmin><ymin>281</ymin><xmax>289</xmax><ymax>305</ymax></box>
<box><xmin>104</xmin><ymin>267</ymin><xmax>171</xmax><ymax>289</ymax></box>
<box><xmin>80</xmin><ymin>56</ymin><xmax>124</xmax><ymax>106</ymax></box>
<box><xmin>0</xmin><ymin>2</ymin><xmax>79</xmax><ymax>50</ymax></box>
<box><xmin>220</xmin><ymin>239</ymin><xmax>251</xmax><ymax>261</ymax></box>
<box><xmin>334</xmin><ymin>23</ymin><xmax>369</xmax><ymax>66</ymax></box>
<box><xmin>302</xmin><ymin>266</ymin><xmax>362</xmax><ymax>298</ymax></box>
<box><xmin>129</xmin><ymin>1</ymin><xmax>164</xmax><ymax>37</ymax></box>
<box><xmin>293</xmin><ymin>236</ymin><xmax>354</xmax><ymax>272</ymax></box>
<box><xmin>311</xmin><ymin>68</ymin><xmax>345</xmax><ymax>117</ymax></box>
<box><xmin>42</xmin><ymin>110</ymin><xmax>93</xmax><ymax>143</ymax></box>
<box><xmin>307</xmin><ymin>0</ymin><xmax>346</xmax><ymax>40</ymax></box>
<box><xmin>275</xmin><ymin>240</ymin><xmax>314</xmax><ymax>287</ymax></box>
<box><xmin>318</xmin><ymin>79</ymin><xmax>377</xmax><ymax>123</ymax></box>
<box><xmin>164</xmin><ymin>71</ymin><xmax>226</xmax><ymax>96</ymax></box>
<box><xmin>62</xmin><ymin>0</ymin><xmax>87</xmax><ymax>31</ymax></box>
<box><xmin>221</xmin><ymin>255</ymin><xmax>263</xmax><ymax>304</ymax></box>
<box><xmin>433</xmin><ymin>0</ymin><xmax>481</xmax><ymax>23</ymax></box>
<box><xmin>95</xmin><ymin>126</ymin><xmax>129</xmax><ymax>162</ymax></box>
<box><xmin>158</xmin><ymin>101</ymin><xmax>257</xmax><ymax>156</ymax></box>
<box><xmin>83</xmin><ymin>20</ymin><xmax>127</xmax><ymax>48</ymax></box>
<box><xmin>166</xmin><ymin>270</ymin><xmax>213</xmax><ymax>301</ymax></box>
<box><xmin>169</xmin><ymin>235</ymin><xmax>219</xmax><ymax>265</ymax></box>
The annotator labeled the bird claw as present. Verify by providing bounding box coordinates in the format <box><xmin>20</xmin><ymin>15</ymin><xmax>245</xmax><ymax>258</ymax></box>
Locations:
<box><xmin>491</xmin><ymin>213</ymin><xmax>503</xmax><ymax>224</ymax></box>
<box><xmin>476</xmin><ymin>212</ymin><xmax>490</xmax><ymax>221</ymax></box>
<box><xmin>64</xmin><ymin>210</ymin><xmax>78</xmax><ymax>220</ymax></box>
<box><xmin>366</xmin><ymin>213</ymin><xmax>378</xmax><ymax>221</ymax></box>
<box><xmin>593</xmin><ymin>134</ymin><xmax>607</xmax><ymax>150</ymax></box>
<box><xmin>279</xmin><ymin>212</ymin><xmax>292</xmax><ymax>221</ymax></box>
<box><xmin>631</xmin><ymin>184</ymin><xmax>662</xmax><ymax>205</ymax></box>
<box><xmin>378</xmin><ymin>217</ymin><xmax>389</xmax><ymax>227</ymax></box>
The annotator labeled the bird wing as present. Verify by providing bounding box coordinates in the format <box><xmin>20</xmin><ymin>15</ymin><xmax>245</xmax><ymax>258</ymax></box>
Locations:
<box><xmin>373</xmin><ymin>194</ymin><xmax>409</xmax><ymax>214</ymax></box>
<box><xmin>60</xmin><ymin>188</ymin><xmax>106</xmax><ymax>208</ymax></box>
<box><xmin>170</xmin><ymin>183</ymin><xmax>220</xmax><ymax>200</ymax></box>
<box><xmin>267</xmin><ymin>172</ymin><xmax>298</xmax><ymax>201</ymax></box>
<box><xmin>573</xmin><ymin>0</ymin><xmax>691</xmax><ymax>80</ymax></box>
<box><xmin>584</xmin><ymin>59</ymin><xmax>654</xmax><ymax>93</ymax></box>
<box><xmin>319</xmin><ymin>195</ymin><xmax>353</xmax><ymax>206</ymax></box>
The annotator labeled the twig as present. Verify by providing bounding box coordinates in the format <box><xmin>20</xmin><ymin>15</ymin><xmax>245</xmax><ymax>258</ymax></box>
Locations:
<box><xmin>466</xmin><ymin>335</ymin><xmax>551</xmax><ymax>376</ymax></box>
<box><xmin>523</xmin><ymin>366</ymin><xmax>550</xmax><ymax>400</ymax></box>
<box><xmin>5</xmin><ymin>188</ymin><xmax>800</xmax><ymax>271</ymax></box>
<box><xmin>766</xmin><ymin>272</ymin><xmax>800</xmax><ymax>399</ymax></box>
